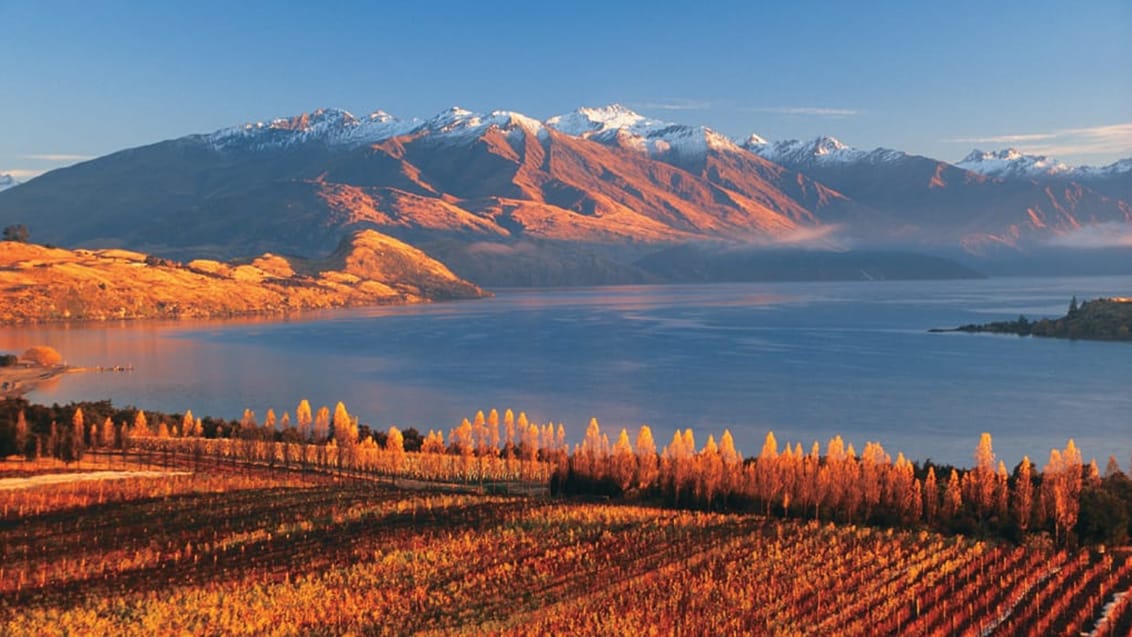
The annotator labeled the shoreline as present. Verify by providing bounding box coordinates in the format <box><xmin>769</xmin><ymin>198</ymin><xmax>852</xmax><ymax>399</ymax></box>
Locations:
<box><xmin>0</xmin><ymin>365</ymin><xmax>77</xmax><ymax>399</ymax></box>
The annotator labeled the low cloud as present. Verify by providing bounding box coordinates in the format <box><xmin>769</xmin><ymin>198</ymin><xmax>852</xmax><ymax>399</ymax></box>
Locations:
<box><xmin>463</xmin><ymin>241</ymin><xmax>539</xmax><ymax>256</ymax></box>
<box><xmin>944</xmin><ymin>122</ymin><xmax>1132</xmax><ymax>160</ymax></box>
<box><xmin>21</xmin><ymin>153</ymin><xmax>93</xmax><ymax>162</ymax></box>
<box><xmin>1045</xmin><ymin>223</ymin><xmax>1132</xmax><ymax>249</ymax></box>
<box><xmin>733</xmin><ymin>224</ymin><xmax>849</xmax><ymax>250</ymax></box>
<box><xmin>631</xmin><ymin>99</ymin><xmax>714</xmax><ymax>111</ymax></box>
<box><xmin>945</xmin><ymin>133</ymin><xmax>1056</xmax><ymax>144</ymax></box>
<box><xmin>0</xmin><ymin>168</ymin><xmax>44</xmax><ymax>180</ymax></box>
<box><xmin>744</xmin><ymin>106</ymin><xmax>860</xmax><ymax>118</ymax></box>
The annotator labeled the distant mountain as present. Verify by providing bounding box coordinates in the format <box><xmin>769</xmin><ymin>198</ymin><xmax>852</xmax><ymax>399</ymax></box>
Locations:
<box><xmin>954</xmin><ymin>148</ymin><xmax>1132</xmax><ymax>206</ymax></box>
<box><xmin>955</xmin><ymin>148</ymin><xmax>1075</xmax><ymax>180</ymax></box>
<box><xmin>956</xmin><ymin>148</ymin><xmax>1132</xmax><ymax>181</ymax></box>
<box><xmin>0</xmin><ymin>106</ymin><xmax>838</xmax><ymax>285</ymax></box>
<box><xmin>745</xmin><ymin>136</ymin><xmax>1132</xmax><ymax>252</ymax></box>
<box><xmin>0</xmin><ymin>104</ymin><xmax>1130</xmax><ymax>286</ymax></box>
<box><xmin>0</xmin><ymin>174</ymin><xmax>18</xmax><ymax>192</ymax></box>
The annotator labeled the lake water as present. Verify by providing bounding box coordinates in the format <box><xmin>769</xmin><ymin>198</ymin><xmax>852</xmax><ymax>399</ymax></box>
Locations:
<box><xmin>2</xmin><ymin>276</ymin><xmax>1130</xmax><ymax>469</ymax></box>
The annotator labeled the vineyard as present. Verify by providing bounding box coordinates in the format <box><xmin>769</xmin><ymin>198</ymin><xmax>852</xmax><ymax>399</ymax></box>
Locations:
<box><xmin>2</xmin><ymin>459</ymin><xmax>1131</xmax><ymax>636</ymax></box>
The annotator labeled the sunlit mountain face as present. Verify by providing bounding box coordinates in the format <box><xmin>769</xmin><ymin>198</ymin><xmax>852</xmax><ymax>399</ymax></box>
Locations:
<box><xmin>1</xmin><ymin>104</ymin><xmax>1129</xmax><ymax>284</ymax></box>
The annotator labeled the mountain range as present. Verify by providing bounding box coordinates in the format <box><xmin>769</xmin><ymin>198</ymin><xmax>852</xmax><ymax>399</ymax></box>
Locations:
<box><xmin>0</xmin><ymin>174</ymin><xmax>18</xmax><ymax>192</ymax></box>
<box><xmin>0</xmin><ymin>104</ymin><xmax>1129</xmax><ymax>286</ymax></box>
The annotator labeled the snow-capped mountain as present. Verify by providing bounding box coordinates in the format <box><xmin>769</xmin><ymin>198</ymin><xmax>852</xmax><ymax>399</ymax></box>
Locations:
<box><xmin>206</xmin><ymin>105</ymin><xmax>554</xmax><ymax>152</ymax></box>
<box><xmin>419</xmin><ymin>106</ymin><xmax>547</xmax><ymax>139</ymax></box>
<box><xmin>206</xmin><ymin>107</ymin><xmax>423</xmax><ymax>151</ymax></box>
<box><xmin>957</xmin><ymin>148</ymin><xmax>1132</xmax><ymax>181</ymax></box>
<box><xmin>956</xmin><ymin>148</ymin><xmax>1074</xmax><ymax>179</ymax></box>
<box><xmin>2</xmin><ymin>102</ymin><xmax>1130</xmax><ymax>280</ymax></box>
<box><xmin>744</xmin><ymin>136</ymin><xmax>906</xmax><ymax>167</ymax></box>
<box><xmin>0</xmin><ymin>174</ymin><xmax>18</xmax><ymax>192</ymax></box>
<box><xmin>546</xmin><ymin>104</ymin><xmax>742</xmax><ymax>162</ymax></box>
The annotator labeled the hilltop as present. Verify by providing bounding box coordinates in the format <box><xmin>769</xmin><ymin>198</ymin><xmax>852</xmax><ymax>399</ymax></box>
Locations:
<box><xmin>0</xmin><ymin>230</ymin><xmax>484</xmax><ymax>324</ymax></box>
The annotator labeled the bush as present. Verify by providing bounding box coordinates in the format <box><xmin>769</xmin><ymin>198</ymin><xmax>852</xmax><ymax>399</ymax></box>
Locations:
<box><xmin>0</xmin><ymin>354</ymin><xmax>17</xmax><ymax>367</ymax></box>
<box><xmin>21</xmin><ymin>346</ymin><xmax>63</xmax><ymax>367</ymax></box>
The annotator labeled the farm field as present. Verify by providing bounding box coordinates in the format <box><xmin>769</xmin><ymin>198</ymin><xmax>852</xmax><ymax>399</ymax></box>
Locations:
<box><xmin>2</xmin><ymin>458</ymin><xmax>1131</xmax><ymax>636</ymax></box>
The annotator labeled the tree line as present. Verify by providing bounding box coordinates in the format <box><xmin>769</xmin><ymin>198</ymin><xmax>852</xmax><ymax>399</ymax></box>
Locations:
<box><xmin>1</xmin><ymin>397</ymin><xmax>1128</xmax><ymax>546</ymax></box>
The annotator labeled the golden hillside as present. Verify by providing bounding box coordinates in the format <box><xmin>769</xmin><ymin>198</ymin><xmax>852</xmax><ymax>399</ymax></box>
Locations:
<box><xmin>0</xmin><ymin>230</ymin><xmax>485</xmax><ymax>323</ymax></box>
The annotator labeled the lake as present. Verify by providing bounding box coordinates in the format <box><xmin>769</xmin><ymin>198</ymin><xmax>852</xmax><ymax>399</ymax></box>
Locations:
<box><xmin>2</xmin><ymin>276</ymin><xmax>1130</xmax><ymax>469</ymax></box>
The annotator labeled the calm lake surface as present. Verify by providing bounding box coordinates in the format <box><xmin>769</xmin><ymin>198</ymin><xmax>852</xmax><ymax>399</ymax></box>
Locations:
<box><xmin>3</xmin><ymin>276</ymin><xmax>1130</xmax><ymax>468</ymax></box>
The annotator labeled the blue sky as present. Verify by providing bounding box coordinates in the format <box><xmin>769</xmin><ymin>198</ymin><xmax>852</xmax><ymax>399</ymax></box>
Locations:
<box><xmin>2</xmin><ymin>0</ymin><xmax>1129</xmax><ymax>180</ymax></box>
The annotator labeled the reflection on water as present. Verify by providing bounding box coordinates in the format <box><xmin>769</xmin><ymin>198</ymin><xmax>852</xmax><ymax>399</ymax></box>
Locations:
<box><xmin>1</xmin><ymin>276</ymin><xmax>1130</xmax><ymax>468</ymax></box>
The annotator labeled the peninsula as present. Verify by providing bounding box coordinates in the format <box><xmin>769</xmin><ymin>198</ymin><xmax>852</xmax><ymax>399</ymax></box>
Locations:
<box><xmin>932</xmin><ymin>297</ymin><xmax>1132</xmax><ymax>341</ymax></box>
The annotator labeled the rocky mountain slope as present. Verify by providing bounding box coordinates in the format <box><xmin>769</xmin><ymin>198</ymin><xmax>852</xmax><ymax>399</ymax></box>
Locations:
<box><xmin>1</xmin><ymin>104</ymin><xmax>1129</xmax><ymax>285</ymax></box>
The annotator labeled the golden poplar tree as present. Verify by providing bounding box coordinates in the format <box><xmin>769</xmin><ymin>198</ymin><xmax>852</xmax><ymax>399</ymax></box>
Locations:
<box><xmin>296</xmin><ymin>400</ymin><xmax>313</xmax><ymax>441</ymax></box>
<box><xmin>610</xmin><ymin>429</ymin><xmax>636</xmax><ymax>493</ymax></box>
<box><xmin>943</xmin><ymin>469</ymin><xmax>962</xmax><ymax>519</ymax></box>
<box><xmin>634</xmin><ymin>425</ymin><xmax>659</xmax><ymax>490</ymax></box>
<box><xmin>1012</xmin><ymin>456</ymin><xmax>1034</xmax><ymax>533</ymax></box>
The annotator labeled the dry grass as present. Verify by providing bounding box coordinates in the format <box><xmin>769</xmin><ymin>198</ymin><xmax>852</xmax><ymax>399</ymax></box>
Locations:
<box><xmin>0</xmin><ymin>231</ymin><xmax>484</xmax><ymax>324</ymax></box>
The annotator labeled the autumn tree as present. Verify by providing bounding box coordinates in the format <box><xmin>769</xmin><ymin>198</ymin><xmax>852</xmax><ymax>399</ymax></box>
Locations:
<box><xmin>21</xmin><ymin>345</ymin><xmax>62</xmax><ymax>367</ymax></box>
<box><xmin>755</xmin><ymin>431</ymin><xmax>779</xmax><ymax>515</ymax></box>
<box><xmin>314</xmin><ymin>406</ymin><xmax>330</xmax><ymax>443</ymax></box>
<box><xmin>14</xmin><ymin>410</ymin><xmax>30</xmax><ymax>459</ymax></box>
<box><xmin>1042</xmin><ymin>440</ymin><xmax>1083</xmax><ymax>544</ymax></box>
<box><xmin>923</xmin><ymin>467</ymin><xmax>939</xmax><ymax>524</ymax></box>
<box><xmin>296</xmin><ymin>400</ymin><xmax>313</xmax><ymax>441</ymax></box>
<box><xmin>520</xmin><ymin>421</ymin><xmax>540</xmax><ymax>463</ymax></box>
<box><xmin>695</xmin><ymin>435</ymin><xmax>724</xmax><ymax>509</ymax></box>
<box><xmin>965</xmin><ymin>432</ymin><xmax>999</xmax><ymax>516</ymax></box>
<box><xmin>386</xmin><ymin>426</ymin><xmax>405</xmax><ymax>479</ymax></box>
<box><xmin>503</xmin><ymin>409</ymin><xmax>516</xmax><ymax>458</ymax></box>
<box><xmin>718</xmin><ymin>430</ymin><xmax>741</xmax><ymax>500</ymax></box>
<box><xmin>488</xmin><ymin>409</ymin><xmax>500</xmax><ymax>452</ymax></box>
<box><xmin>99</xmin><ymin>416</ymin><xmax>114</xmax><ymax>450</ymax></box>
<box><xmin>943</xmin><ymin>469</ymin><xmax>963</xmax><ymax>520</ymax></box>
<box><xmin>131</xmin><ymin>410</ymin><xmax>150</xmax><ymax>438</ymax></box>
<box><xmin>1012</xmin><ymin>456</ymin><xmax>1034</xmax><ymax>533</ymax></box>
<box><xmin>610</xmin><ymin>429</ymin><xmax>636</xmax><ymax>494</ymax></box>
<box><xmin>634</xmin><ymin>425</ymin><xmax>659</xmax><ymax>491</ymax></box>
<box><xmin>422</xmin><ymin>430</ymin><xmax>446</xmax><ymax>454</ymax></box>
<box><xmin>451</xmin><ymin>418</ymin><xmax>474</xmax><ymax>457</ymax></box>
<box><xmin>575</xmin><ymin>418</ymin><xmax>606</xmax><ymax>480</ymax></box>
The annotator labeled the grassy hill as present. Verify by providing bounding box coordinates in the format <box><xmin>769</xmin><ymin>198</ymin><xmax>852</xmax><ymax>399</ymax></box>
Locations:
<box><xmin>0</xmin><ymin>230</ymin><xmax>485</xmax><ymax>324</ymax></box>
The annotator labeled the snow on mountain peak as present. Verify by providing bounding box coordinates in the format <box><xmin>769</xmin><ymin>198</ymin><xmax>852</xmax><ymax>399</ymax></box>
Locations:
<box><xmin>422</xmin><ymin>107</ymin><xmax>547</xmax><ymax>139</ymax></box>
<box><xmin>812</xmin><ymin>136</ymin><xmax>849</xmax><ymax>155</ymax></box>
<box><xmin>547</xmin><ymin>104</ymin><xmax>744</xmax><ymax>160</ymax></box>
<box><xmin>744</xmin><ymin>133</ymin><xmax>769</xmax><ymax>147</ymax></box>
<box><xmin>545</xmin><ymin>104</ymin><xmax>656</xmax><ymax>137</ymax></box>
<box><xmin>207</xmin><ymin>107</ymin><xmax>421</xmax><ymax>151</ymax></box>
<box><xmin>956</xmin><ymin>148</ymin><xmax>1073</xmax><ymax>179</ymax></box>
<box><xmin>746</xmin><ymin>136</ymin><xmax>870</xmax><ymax>165</ymax></box>
<box><xmin>0</xmin><ymin>174</ymin><xmax>19</xmax><ymax>192</ymax></box>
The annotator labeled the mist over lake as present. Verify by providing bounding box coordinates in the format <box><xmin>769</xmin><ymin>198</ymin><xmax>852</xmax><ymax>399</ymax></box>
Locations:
<box><xmin>4</xmin><ymin>275</ymin><xmax>1130</xmax><ymax>468</ymax></box>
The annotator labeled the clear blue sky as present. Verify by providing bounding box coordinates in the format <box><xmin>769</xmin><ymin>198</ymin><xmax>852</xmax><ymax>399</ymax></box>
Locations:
<box><xmin>2</xmin><ymin>0</ymin><xmax>1129</xmax><ymax>180</ymax></box>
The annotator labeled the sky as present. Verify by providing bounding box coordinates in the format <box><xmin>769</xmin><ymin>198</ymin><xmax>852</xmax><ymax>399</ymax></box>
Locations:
<box><xmin>1</xmin><ymin>0</ymin><xmax>1129</xmax><ymax>180</ymax></box>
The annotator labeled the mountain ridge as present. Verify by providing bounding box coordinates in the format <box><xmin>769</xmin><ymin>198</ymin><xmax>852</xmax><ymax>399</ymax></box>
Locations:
<box><xmin>1</xmin><ymin>103</ymin><xmax>1129</xmax><ymax>286</ymax></box>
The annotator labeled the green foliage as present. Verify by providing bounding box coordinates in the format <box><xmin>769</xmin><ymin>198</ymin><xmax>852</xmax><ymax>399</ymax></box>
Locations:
<box><xmin>1077</xmin><ymin>473</ymin><xmax>1132</xmax><ymax>546</ymax></box>
<box><xmin>954</xmin><ymin>297</ymin><xmax>1132</xmax><ymax>341</ymax></box>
